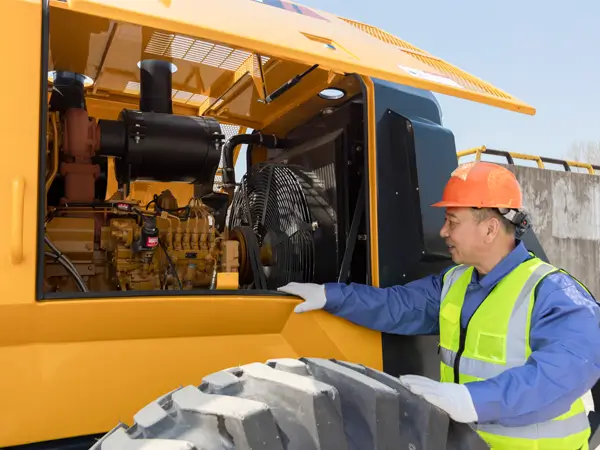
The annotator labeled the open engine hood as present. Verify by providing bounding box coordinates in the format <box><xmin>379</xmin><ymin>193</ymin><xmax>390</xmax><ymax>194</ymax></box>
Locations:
<box><xmin>63</xmin><ymin>0</ymin><xmax>535</xmax><ymax>116</ymax></box>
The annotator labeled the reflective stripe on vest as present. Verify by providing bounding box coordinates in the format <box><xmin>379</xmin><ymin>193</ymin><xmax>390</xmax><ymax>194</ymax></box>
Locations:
<box><xmin>439</xmin><ymin>257</ymin><xmax>591</xmax><ymax>449</ymax></box>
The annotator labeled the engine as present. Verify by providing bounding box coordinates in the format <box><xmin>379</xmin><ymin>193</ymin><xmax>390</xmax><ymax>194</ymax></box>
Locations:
<box><xmin>43</xmin><ymin>61</ymin><xmax>241</xmax><ymax>294</ymax></box>
<box><xmin>45</xmin><ymin>194</ymin><xmax>239</xmax><ymax>292</ymax></box>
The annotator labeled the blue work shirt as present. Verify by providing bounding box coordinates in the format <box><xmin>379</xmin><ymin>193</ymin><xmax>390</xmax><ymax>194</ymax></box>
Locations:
<box><xmin>323</xmin><ymin>241</ymin><xmax>600</xmax><ymax>426</ymax></box>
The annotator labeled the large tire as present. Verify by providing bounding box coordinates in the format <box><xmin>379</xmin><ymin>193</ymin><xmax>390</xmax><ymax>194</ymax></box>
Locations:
<box><xmin>91</xmin><ymin>357</ymin><xmax>489</xmax><ymax>450</ymax></box>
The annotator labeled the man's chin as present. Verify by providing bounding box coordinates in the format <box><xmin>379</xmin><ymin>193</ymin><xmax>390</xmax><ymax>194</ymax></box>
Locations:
<box><xmin>449</xmin><ymin>248</ymin><xmax>461</xmax><ymax>264</ymax></box>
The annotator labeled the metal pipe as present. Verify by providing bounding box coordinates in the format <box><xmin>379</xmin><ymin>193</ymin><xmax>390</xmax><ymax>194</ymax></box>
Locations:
<box><xmin>139</xmin><ymin>59</ymin><xmax>173</xmax><ymax>114</ymax></box>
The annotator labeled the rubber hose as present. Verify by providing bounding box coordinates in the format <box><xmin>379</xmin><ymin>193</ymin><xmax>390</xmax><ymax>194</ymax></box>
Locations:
<box><xmin>44</xmin><ymin>251</ymin><xmax>88</xmax><ymax>292</ymax></box>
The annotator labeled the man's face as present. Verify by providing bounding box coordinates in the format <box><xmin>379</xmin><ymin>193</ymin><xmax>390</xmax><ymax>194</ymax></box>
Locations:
<box><xmin>439</xmin><ymin>207</ymin><xmax>489</xmax><ymax>265</ymax></box>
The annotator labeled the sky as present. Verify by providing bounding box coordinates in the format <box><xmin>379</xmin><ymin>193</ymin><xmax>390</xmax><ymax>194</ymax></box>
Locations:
<box><xmin>281</xmin><ymin>0</ymin><xmax>600</xmax><ymax>163</ymax></box>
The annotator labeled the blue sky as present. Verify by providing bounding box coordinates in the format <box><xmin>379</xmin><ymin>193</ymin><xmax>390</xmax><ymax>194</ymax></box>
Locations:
<box><xmin>291</xmin><ymin>0</ymin><xmax>600</xmax><ymax>162</ymax></box>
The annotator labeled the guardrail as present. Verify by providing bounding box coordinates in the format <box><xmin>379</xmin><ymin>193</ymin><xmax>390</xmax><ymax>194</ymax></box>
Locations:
<box><xmin>457</xmin><ymin>146</ymin><xmax>600</xmax><ymax>175</ymax></box>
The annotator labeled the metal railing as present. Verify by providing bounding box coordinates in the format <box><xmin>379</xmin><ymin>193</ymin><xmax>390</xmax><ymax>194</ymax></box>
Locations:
<box><xmin>457</xmin><ymin>145</ymin><xmax>600</xmax><ymax>175</ymax></box>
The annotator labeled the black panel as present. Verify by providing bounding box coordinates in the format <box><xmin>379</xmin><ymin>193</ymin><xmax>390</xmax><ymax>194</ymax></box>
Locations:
<box><xmin>371</xmin><ymin>79</ymin><xmax>457</xmax><ymax>379</ymax></box>
<box><xmin>372</xmin><ymin>81</ymin><xmax>457</xmax><ymax>286</ymax></box>
<box><xmin>373</xmin><ymin>110</ymin><xmax>426</xmax><ymax>283</ymax></box>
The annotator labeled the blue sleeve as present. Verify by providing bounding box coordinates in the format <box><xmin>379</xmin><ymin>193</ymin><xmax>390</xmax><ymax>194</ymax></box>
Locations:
<box><xmin>465</xmin><ymin>272</ymin><xmax>600</xmax><ymax>426</ymax></box>
<box><xmin>322</xmin><ymin>268</ymin><xmax>449</xmax><ymax>335</ymax></box>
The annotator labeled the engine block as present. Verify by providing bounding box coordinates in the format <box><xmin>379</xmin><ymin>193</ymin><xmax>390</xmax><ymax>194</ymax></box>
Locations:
<box><xmin>44</xmin><ymin>193</ymin><xmax>240</xmax><ymax>293</ymax></box>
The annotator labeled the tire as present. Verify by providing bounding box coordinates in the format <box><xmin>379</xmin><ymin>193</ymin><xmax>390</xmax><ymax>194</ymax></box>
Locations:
<box><xmin>91</xmin><ymin>357</ymin><xmax>489</xmax><ymax>450</ymax></box>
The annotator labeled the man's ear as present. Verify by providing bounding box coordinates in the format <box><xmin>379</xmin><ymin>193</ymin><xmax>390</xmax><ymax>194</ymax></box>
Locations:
<box><xmin>484</xmin><ymin>216</ymin><xmax>501</xmax><ymax>242</ymax></box>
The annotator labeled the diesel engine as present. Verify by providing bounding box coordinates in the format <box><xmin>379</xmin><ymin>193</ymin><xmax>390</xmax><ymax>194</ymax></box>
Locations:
<box><xmin>43</xmin><ymin>61</ymin><xmax>241</xmax><ymax>293</ymax></box>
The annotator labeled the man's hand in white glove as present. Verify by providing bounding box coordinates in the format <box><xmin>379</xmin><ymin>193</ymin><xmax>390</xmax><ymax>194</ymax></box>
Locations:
<box><xmin>277</xmin><ymin>282</ymin><xmax>326</xmax><ymax>313</ymax></box>
<box><xmin>399</xmin><ymin>375</ymin><xmax>478</xmax><ymax>423</ymax></box>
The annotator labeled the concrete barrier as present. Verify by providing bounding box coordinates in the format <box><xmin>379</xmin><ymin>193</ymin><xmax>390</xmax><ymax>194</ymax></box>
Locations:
<box><xmin>504</xmin><ymin>164</ymin><xmax>600</xmax><ymax>298</ymax></box>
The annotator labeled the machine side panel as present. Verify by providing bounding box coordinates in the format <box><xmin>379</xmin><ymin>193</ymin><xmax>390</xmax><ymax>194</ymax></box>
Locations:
<box><xmin>0</xmin><ymin>297</ymin><xmax>381</xmax><ymax>447</ymax></box>
<box><xmin>0</xmin><ymin>0</ymin><xmax>43</xmax><ymax>305</ymax></box>
<box><xmin>372</xmin><ymin>79</ymin><xmax>456</xmax><ymax>379</ymax></box>
<box><xmin>372</xmin><ymin>79</ymin><xmax>455</xmax><ymax>286</ymax></box>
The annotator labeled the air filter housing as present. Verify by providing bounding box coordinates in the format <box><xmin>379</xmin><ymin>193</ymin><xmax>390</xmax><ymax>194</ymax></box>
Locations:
<box><xmin>96</xmin><ymin>59</ymin><xmax>224</xmax><ymax>188</ymax></box>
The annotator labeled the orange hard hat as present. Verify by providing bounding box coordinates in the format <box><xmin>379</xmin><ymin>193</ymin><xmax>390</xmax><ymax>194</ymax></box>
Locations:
<box><xmin>432</xmin><ymin>161</ymin><xmax>522</xmax><ymax>209</ymax></box>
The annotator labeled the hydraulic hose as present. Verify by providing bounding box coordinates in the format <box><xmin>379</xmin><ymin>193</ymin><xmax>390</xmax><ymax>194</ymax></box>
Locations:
<box><xmin>44</xmin><ymin>235</ymin><xmax>89</xmax><ymax>292</ymax></box>
<box><xmin>221</xmin><ymin>133</ymin><xmax>285</xmax><ymax>202</ymax></box>
<box><xmin>44</xmin><ymin>252</ymin><xmax>88</xmax><ymax>292</ymax></box>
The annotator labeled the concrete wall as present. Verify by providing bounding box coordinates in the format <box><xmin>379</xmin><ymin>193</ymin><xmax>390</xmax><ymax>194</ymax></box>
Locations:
<box><xmin>504</xmin><ymin>165</ymin><xmax>600</xmax><ymax>298</ymax></box>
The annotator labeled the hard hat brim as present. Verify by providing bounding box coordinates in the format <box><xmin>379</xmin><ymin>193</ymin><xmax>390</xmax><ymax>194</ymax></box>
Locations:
<box><xmin>431</xmin><ymin>200</ymin><xmax>471</xmax><ymax>208</ymax></box>
<box><xmin>431</xmin><ymin>200</ymin><xmax>521</xmax><ymax>209</ymax></box>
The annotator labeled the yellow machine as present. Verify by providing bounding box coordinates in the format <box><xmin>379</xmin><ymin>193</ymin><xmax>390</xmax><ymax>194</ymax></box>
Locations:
<box><xmin>2</xmin><ymin>0</ymin><xmax>538</xmax><ymax>449</ymax></box>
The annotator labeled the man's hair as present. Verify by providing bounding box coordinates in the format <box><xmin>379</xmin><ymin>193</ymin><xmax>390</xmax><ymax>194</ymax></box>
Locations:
<box><xmin>472</xmin><ymin>208</ymin><xmax>516</xmax><ymax>235</ymax></box>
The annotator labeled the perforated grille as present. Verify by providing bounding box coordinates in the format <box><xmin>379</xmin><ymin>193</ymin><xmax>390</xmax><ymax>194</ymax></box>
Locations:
<box><xmin>144</xmin><ymin>31</ymin><xmax>270</xmax><ymax>71</ymax></box>
<box><xmin>124</xmin><ymin>32</ymin><xmax>270</xmax><ymax>108</ymax></box>
<box><xmin>340</xmin><ymin>17</ymin><xmax>513</xmax><ymax>100</ymax></box>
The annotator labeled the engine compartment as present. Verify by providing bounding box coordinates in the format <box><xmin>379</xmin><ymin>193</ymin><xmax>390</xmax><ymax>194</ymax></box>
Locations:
<box><xmin>43</xmin><ymin>62</ymin><xmax>240</xmax><ymax>294</ymax></box>
<box><xmin>43</xmin><ymin>55</ymin><xmax>367</xmax><ymax>296</ymax></box>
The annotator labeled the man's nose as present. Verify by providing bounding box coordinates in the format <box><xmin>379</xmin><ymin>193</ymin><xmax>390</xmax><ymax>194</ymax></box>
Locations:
<box><xmin>440</xmin><ymin>222</ymin><xmax>449</xmax><ymax>238</ymax></box>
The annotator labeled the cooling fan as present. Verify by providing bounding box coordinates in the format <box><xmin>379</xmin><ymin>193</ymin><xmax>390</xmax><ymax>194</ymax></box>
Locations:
<box><xmin>227</xmin><ymin>162</ymin><xmax>336</xmax><ymax>290</ymax></box>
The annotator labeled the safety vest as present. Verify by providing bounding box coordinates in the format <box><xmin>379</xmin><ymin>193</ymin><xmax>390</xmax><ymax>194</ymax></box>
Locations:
<box><xmin>439</xmin><ymin>256</ymin><xmax>591</xmax><ymax>450</ymax></box>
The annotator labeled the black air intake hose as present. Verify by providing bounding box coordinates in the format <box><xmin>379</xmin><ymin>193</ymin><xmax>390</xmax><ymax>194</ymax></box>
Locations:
<box><xmin>222</xmin><ymin>133</ymin><xmax>285</xmax><ymax>200</ymax></box>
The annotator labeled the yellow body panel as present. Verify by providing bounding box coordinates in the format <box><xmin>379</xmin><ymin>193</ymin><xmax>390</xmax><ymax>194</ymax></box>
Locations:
<box><xmin>1</xmin><ymin>0</ymin><xmax>40</xmax><ymax>306</ymax></box>
<box><xmin>0</xmin><ymin>296</ymin><xmax>382</xmax><ymax>446</ymax></box>
<box><xmin>64</xmin><ymin>0</ymin><xmax>535</xmax><ymax>115</ymax></box>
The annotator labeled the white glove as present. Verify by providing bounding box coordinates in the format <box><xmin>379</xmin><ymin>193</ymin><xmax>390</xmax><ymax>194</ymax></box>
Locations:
<box><xmin>277</xmin><ymin>282</ymin><xmax>326</xmax><ymax>313</ymax></box>
<box><xmin>399</xmin><ymin>375</ymin><xmax>478</xmax><ymax>423</ymax></box>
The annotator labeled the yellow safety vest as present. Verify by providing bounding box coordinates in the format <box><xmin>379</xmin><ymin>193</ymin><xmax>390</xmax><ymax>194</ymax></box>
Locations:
<box><xmin>439</xmin><ymin>256</ymin><xmax>591</xmax><ymax>450</ymax></box>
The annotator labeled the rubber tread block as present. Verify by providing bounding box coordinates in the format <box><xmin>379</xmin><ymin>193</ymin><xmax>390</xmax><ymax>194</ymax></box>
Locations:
<box><xmin>300</xmin><ymin>357</ymin><xmax>403</xmax><ymax>450</ymax></box>
<box><xmin>202</xmin><ymin>361</ymin><xmax>347</xmax><ymax>450</ymax></box>
<box><xmin>333</xmin><ymin>359</ymin><xmax>450</xmax><ymax>450</ymax></box>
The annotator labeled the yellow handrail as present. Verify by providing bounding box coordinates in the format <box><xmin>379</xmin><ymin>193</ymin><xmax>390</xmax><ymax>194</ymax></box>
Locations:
<box><xmin>457</xmin><ymin>146</ymin><xmax>599</xmax><ymax>175</ymax></box>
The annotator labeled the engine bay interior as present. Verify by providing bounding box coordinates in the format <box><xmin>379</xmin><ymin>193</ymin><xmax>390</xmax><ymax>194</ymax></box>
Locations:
<box><xmin>41</xmin><ymin>5</ymin><xmax>370</xmax><ymax>298</ymax></box>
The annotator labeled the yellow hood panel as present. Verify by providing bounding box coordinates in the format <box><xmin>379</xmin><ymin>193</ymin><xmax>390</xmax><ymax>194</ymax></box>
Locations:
<box><xmin>65</xmin><ymin>0</ymin><xmax>535</xmax><ymax>115</ymax></box>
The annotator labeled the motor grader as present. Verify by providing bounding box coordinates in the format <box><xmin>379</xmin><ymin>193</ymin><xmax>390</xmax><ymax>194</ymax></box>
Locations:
<box><xmin>2</xmin><ymin>0</ymin><xmax>561</xmax><ymax>449</ymax></box>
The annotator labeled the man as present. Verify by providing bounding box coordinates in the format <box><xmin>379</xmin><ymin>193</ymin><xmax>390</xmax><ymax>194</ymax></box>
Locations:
<box><xmin>278</xmin><ymin>161</ymin><xmax>600</xmax><ymax>449</ymax></box>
